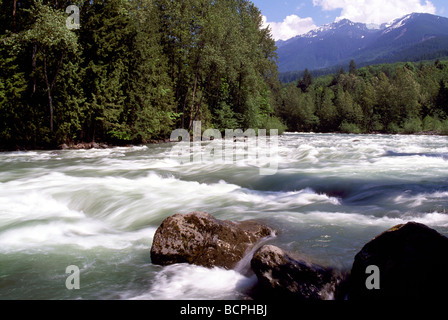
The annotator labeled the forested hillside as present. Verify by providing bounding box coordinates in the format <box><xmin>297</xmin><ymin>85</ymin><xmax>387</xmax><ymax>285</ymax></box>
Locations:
<box><xmin>2</xmin><ymin>1</ymin><xmax>448</xmax><ymax>151</ymax></box>
<box><xmin>278</xmin><ymin>60</ymin><xmax>448</xmax><ymax>134</ymax></box>
<box><xmin>0</xmin><ymin>0</ymin><xmax>283</xmax><ymax>149</ymax></box>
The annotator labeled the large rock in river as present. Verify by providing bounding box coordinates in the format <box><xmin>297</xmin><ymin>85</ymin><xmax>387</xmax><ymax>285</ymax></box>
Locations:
<box><xmin>250</xmin><ymin>245</ymin><xmax>342</xmax><ymax>300</ymax></box>
<box><xmin>348</xmin><ymin>221</ymin><xmax>448</xmax><ymax>300</ymax></box>
<box><xmin>150</xmin><ymin>211</ymin><xmax>275</xmax><ymax>269</ymax></box>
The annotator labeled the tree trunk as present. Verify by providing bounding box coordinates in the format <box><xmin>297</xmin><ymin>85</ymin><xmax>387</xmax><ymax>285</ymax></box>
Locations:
<box><xmin>188</xmin><ymin>70</ymin><xmax>199</xmax><ymax>131</ymax></box>
<box><xmin>43</xmin><ymin>48</ymin><xmax>65</xmax><ymax>133</ymax></box>
<box><xmin>47</xmin><ymin>90</ymin><xmax>54</xmax><ymax>133</ymax></box>
<box><xmin>181</xmin><ymin>92</ymin><xmax>188</xmax><ymax>129</ymax></box>
<box><xmin>30</xmin><ymin>43</ymin><xmax>38</xmax><ymax>98</ymax></box>
<box><xmin>192</xmin><ymin>93</ymin><xmax>204</xmax><ymax>125</ymax></box>
<box><xmin>42</xmin><ymin>48</ymin><xmax>53</xmax><ymax>133</ymax></box>
<box><xmin>12</xmin><ymin>0</ymin><xmax>17</xmax><ymax>31</ymax></box>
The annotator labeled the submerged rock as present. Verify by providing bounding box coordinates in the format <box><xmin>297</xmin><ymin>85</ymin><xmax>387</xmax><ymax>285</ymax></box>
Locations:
<box><xmin>150</xmin><ymin>211</ymin><xmax>275</xmax><ymax>270</ymax></box>
<box><xmin>348</xmin><ymin>221</ymin><xmax>448</xmax><ymax>300</ymax></box>
<box><xmin>250</xmin><ymin>245</ymin><xmax>342</xmax><ymax>300</ymax></box>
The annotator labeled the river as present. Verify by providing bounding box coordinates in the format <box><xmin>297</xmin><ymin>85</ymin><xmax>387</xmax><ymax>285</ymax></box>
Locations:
<box><xmin>1</xmin><ymin>133</ymin><xmax>448</xmax><ymax>299</ymax></box>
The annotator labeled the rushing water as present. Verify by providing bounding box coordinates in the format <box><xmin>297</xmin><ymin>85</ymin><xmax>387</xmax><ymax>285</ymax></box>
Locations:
<box><xmin>1</xmin><ymin>133</ymin><xmax>448</xmax><ymax>300</ymax></box>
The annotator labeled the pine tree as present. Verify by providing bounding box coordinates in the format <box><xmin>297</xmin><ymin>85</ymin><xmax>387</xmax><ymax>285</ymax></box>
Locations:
<box><xmin>126</xmin><ymin>0</ymin><xmax>175</xmax><ymax>141</ymax></box>
<box><xmin>316</xmin><ymin>87</ymin><xmax>338</xmax><ymax>132</ymax></box>
<box><xmin>79</xmin><ymin>0</ymin><xmax>135</xmax><ymax>142</ymax></box>
<box><xmin>392</xmin><ymin>66</ymin><xmax>421</xmax><ymax>122</ymax></box>
<box><xmin>0</xmin><ymin>35</ymin><xmax>28</xmax><ymax>148</ymax></box>
<box><xmin>297</xmin><ymin>68</ymin><xmax>313</xmax><ymax>93</ymax></box>
<box><xmin>436</xmin><ymin>80</ymin><xmax>448</xmax><ymax>116</ymax></box>
<box><xmin>349</xmin><ymin>59</ymin><xmax>357</xmax><ymax>76</ymax></box>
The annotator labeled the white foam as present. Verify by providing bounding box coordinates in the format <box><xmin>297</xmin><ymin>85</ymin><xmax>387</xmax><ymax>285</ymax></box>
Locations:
<box><xmin>393</xmin><ymin>190</ymin><xmax>448</xmax><ymax>209</ymax></box>
<box><xmin>0</xmin><ymin>171</ymin><xmax>247</xmax><ymax>248</ymax></box>
<box><xmin>0</xmin><ymin>190</ymin><xmax>84</xmax><ymax>225</ymax></box>
<box><xmin>130</xmin><ymin>264</ymin><xmax>256</xmax><ymax>300</ymax></box>
<box><xmin>2</xmin><ymin>133</ymin><xmax>448</xmax><ymax>299</ymax></box>
<box><xmin>0</xmin><ymin>218</ymin><xmax>156</xmax><ymax>252</ymax></box>
<box><xmin>278</xmin><ymin>210</ymin><xmax>448</xmax><ymax>229</ymax></box>
<box><xmin>235</xmin><ymin>188</ymin><xmax>341</xmax><ymax>209</ymax></box>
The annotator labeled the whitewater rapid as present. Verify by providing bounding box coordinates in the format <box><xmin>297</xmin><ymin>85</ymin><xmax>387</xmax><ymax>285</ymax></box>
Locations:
<box><xmin>1</xmin><ymin>133</ymin><xmax>447</xmax><ymax>299</ymax></box>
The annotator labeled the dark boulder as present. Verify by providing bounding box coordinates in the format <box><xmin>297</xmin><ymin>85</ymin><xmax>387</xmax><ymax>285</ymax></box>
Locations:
<box><xmin>348</xmin><ymin>222</ymin><xmax>448</xmax><ymax>300</ymax></box>
<box><xmin>250</xmin><ymin>245</ymin><xmax>342</xmax><ymax>300</ymax></box>
<box><xmin>150</xmin><ymin>211</ymin><xmax>275</xmax><ymax>270</ymax></box>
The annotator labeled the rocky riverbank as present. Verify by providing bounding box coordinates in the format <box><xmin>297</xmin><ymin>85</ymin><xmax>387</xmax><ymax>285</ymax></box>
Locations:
<box><xmin>57</xmin><ymin>138</ymin><xmax>173</xmax><ymax>150</ymax></box>
<box><xmin>59</xmin><ymin>142</ymin><xmax>111</xmax><ymax>150</ymax></box>
<box><xmin>150</xmin><ymin>212</ymin><xmax>448</xmax><ymax>300</ymax></box>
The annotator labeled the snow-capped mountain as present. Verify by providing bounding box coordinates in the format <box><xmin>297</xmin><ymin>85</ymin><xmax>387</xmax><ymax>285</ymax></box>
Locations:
<box><xmin>277</xmin><ymin>13</ymin><xmax>448</xmax><ymax>73</ymax></box>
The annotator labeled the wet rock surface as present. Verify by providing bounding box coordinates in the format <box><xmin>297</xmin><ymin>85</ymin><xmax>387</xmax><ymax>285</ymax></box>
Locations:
<box><xmin>150</xmin><ymin>214</ymin><xmax>448</xmax><ymax>300</ymax></box>
<box><xmin>348</xmin><ymin>221</ymin><xmax>448</xmax><ymax>300</ymax></box>
<box><xmin>250</xmin><ymin>245</ymin><xmax>343</xmax><ymax>300</ymax></box>
<box><xmin>150</xmin><ymin>211</ymin><xmax>275</xmax><ymax>269</ymax></box>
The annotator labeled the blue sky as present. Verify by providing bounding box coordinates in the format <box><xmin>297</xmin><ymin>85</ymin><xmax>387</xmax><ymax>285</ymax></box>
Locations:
<box><xmin>253</xmin><ymin>0</ymin><xmax>448</xmax><ymax>40</ymax></box>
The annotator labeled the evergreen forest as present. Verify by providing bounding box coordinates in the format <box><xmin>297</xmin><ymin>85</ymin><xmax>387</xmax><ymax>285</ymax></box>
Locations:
<box><xmin>1</xmin><ymin>0</ymin><xmax>282</xmax><ymax>149</ymax></box>
<box><xmin>280</xmin><ymin>60</ymin><xmax>448</xmax><ymax>135</ymax></box>
<box><xmin>2</xmin><ymin>0</ymin><xmax>448</xmax><ymax>150</ymax></box>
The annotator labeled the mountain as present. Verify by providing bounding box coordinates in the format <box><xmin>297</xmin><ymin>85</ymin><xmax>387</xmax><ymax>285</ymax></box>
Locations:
<box><xmin>277</xmin><ymin>13</ymin><xmax>448</xmax><ymax>73</ymax></box>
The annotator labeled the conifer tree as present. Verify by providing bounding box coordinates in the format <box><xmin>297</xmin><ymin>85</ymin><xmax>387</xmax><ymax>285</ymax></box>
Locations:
<box><xmin>297</xmin><ymin>68</ymin><xmax>313</xmax><ymax>93</ymax></box>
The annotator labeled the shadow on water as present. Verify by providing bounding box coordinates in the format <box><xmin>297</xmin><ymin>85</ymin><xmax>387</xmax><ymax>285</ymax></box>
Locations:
<box><xmin>243</xmin><ymin>171</ymin><xmax>448</xmax><ymax>208</ymax></box>
<box><xmin>384</xmin><ymin>150</ymin><xmax>448</xmax><ymax>160</ymax></box>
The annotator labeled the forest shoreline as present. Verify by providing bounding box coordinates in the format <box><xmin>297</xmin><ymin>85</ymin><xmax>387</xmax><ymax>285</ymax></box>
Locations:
<box><xmin>1</xmin><ymin>130</ymin><xmax>446</xmax><ymax>153</ymax></box>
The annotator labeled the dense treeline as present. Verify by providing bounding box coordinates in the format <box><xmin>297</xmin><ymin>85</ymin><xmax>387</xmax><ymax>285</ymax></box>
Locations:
<box><xmin>0</xmin><ymin>0</ymin><xmax>283</xmax><ymax>149</ymax></box>
<box><xmin>2</xmin><ymin>1</ymin><xmax>448</xmax><ymax>151</ymax></box>
<box><xmin>278</xmin><ymin>60</ymin><xmax>448</xmax><ymax>135</ymax></box>
<box><xmin>278</xmin><ymin>50</ymin><xmax>448</xmax><ymax>84</ymax></box>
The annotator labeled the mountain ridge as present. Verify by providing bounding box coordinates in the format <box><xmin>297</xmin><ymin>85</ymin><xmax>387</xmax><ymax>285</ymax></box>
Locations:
<box><xmin>276</xmin><ymin>13</ymin><xmax>448</xmax><ymax>73</ymax></box>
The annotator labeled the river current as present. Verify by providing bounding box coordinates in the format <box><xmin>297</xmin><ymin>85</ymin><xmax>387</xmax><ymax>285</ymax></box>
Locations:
<box><xmin>1</xmin><ymin>133</ymin><xmax>448</xmax><ymax>299</ymax></box>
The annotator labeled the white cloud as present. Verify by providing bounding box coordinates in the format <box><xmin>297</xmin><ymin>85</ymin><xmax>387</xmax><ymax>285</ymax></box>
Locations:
<box><xmin>313</xmin><ymin>0</ymin><xmax>436</xmax><ymax>25</ymax></box>
<box><xmin>262</xmin><ymin>15</ymin><xmax>317</xmax><ymax>41</ymax></box>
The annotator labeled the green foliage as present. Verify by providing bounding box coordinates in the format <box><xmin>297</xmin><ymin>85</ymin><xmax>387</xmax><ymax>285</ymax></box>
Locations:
<box><xmin>387</xmin><ymin>122</ymin><xmax>402</xmax><ymax>134</ymax></box>
<box><xmin>349</xmin><ymin>60</ymin><xmax>357</xmax><ymax>76</ymax></box>
<box><xmin>260</xmin><ymin>116</ymin><xmax>287</xmax><ymax>135</ymax></box>
<box><xmin>402</xmin><ymin>117</ymin><xmax>423</xmax><ymax>134</ymax></box>
<box><xmin>441</xmin><ymin>119</ymin><xmax>448</xmax><ymax>135</ymax></box>
<box><xmin>214</xmin><ymin>102</ymin><xmax>239</xmax><ymax>130</ymax></box>
<box><xmin>22</xmin><ymin>0</ymin><xmax>79</xmax><ymax>53</ymax></box>
<box><xmin>0</xmin><ymin>0</ymin><xmax>281</xmax><ymax>149</ymax></box>
<box><xmin>0</xmin><ymin>42</ymin><xmax>27</xmax><ymax>145</ymax></box>
<box><xmin>339</xmin><ymin>121</ymin><xmax>361</xmax><ymax>134</ymax></box>
<box><xmin>5</xmin><ymin>1</ymin><xmax>448</xmax><ymax>149</ymax></box>
<box><xmin>297</xmin><ymin>68</ymin><xmax>313</xmax><ymax>93</ymax></box>
<box><xmin>277</xmin><ymin>59</ymin><xmax>448</xmax><ymax>135</ymax></box>
<box><xmin>315</xmin><ymin>87</ymin><xmax>338</xmax><ymax>132</ymax></box>
<box><xmin>422</xmin><ymin>115</ymin><xmax>442</xmax><ymax>132</ymax></box>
